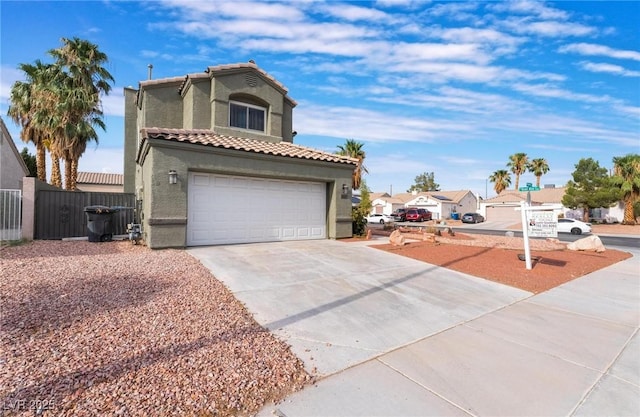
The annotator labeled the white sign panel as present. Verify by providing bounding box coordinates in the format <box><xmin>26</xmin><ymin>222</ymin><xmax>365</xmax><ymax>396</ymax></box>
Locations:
<box><xmin>528</xmin><ymin>211</ymin><xmax>558</xmax><ymax>238</ymax></box>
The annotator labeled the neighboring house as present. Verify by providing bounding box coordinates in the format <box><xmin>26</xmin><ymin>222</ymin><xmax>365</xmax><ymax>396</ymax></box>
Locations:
<box><xmin>0</xmin><ymin>117</ymin><xmax>29</xmax><ymax>189</ymax></box>
<box><xmin>480</xmin><ymin>187</ymin><xmax>566</xmax><ymax>223</ymax></box>
<box><xmin>370</xmin><ymin>192</ymin><xmax>405</xmax><ymax>215</ymax></box>
<box><xmin>392</xmin><ymin>190</ymin><xmax>478</xmax><ymax>220</ymax></box>
<box><xmin>124</xmin><ymin>62</ymin><xmax>357</xmax><ymax>248</ymax></box>
<box><xmin>76</xmin><ymin>172</ymin><xmax>124</xmax><ymax>193</ymax></box>
<box><xmin>480</xmin><ymin>186</ymin><xmax>624</xmax><ymax>223</ymax></box>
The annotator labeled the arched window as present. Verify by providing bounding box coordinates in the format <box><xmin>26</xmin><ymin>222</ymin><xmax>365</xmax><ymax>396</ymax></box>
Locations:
<box><xmin>229</xmin><ymin>95</ymin><xmax>268</xmax><ymax>132</ymax></box>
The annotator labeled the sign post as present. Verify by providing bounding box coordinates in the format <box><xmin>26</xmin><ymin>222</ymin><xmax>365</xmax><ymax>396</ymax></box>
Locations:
<box><xmin>518</xmin><ymin>203</ymin><xmax>562</xmax><ymax>270</ymax></box>
<box><xmin>520</xmin><ymin>201</ymin><xmax>532</xmax><ymax>269</ymax></box>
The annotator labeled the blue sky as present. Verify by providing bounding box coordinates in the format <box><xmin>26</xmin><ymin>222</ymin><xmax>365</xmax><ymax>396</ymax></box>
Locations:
<box><xmin>1</xmin><ymin>0</ymin><xmax>638</xmax><ymax>197</ymax></box>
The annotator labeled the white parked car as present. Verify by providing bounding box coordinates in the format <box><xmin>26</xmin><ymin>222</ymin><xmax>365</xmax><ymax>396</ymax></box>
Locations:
<box><xmin>364</xmin><ymin>213</ymin><xmax>394</xmax><ymax>224</ymax></box>
<box><xmin>557</xmin><ymin>218</ymin><xmax>592</xmax><ymax>235</ymax></box>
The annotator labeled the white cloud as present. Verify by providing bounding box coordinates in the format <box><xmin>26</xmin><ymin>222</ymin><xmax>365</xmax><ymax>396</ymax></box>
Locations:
<box><xmin>0</xmin><ymin>65</ymin><xmax>23</xmax><ymax>102</ymax></box>
<box><xmin>559</xmin><ymin>43</ymin><xmax>640</xmax><ymax>61</ymax></box>
<box><xmin>511</xmin><ymin>82</ymin><xmax>612</xmax><ymax>103</ymax></box>
<box><xmin>578</xmin><ymin>61</ymin><xmax>640</xmax><ymax>77</ymax></box>
<box><xmin>77</xmin><ymin>147</ymin><xmax>124</xmax><ymax>174</ymax></box>
<box><xmin>158</xmin><ymin>0</ymin><xmax>306</xmax><ymax>22</ymax></box>
<box><xmin>294</xmin><ymin>102</ymin><xmax>474</xmax><ymax>144</ymax></box>
<box><xmin>490</xmin><ymin>0</ymin><xmax>569</xmax><ymax>21</ymax></box>
<box><xmin>503</xmin><ymin>18</ymin><xmax>596</xmax><ymax>37</ymax></box>
<box><xmin>320</xmin><ymin>4</ymin><xmax>391</xmax><ymax>22</ymax></box>
<box><xmin>101</xmin><ymin>89</ymin><xmax>125</xmax><ymax>117</ymax></box>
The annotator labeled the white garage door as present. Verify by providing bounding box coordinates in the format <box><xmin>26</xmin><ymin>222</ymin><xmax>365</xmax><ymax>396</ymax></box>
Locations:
<box><xmin>187</xmin><ymin>173</ymin><xmax>326</xmax><ymax>246</ymax></box>
<box><xmin>485</xmin><ymin>205</ymin><xmax>521</xmax><ymax>223</ymax></box>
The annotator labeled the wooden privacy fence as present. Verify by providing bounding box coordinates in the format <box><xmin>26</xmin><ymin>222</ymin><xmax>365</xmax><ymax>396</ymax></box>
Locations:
<box><xmin>36</xmin><ymin>190</ymin><xmax>135</xmax><ymax>239</ymax></box>
<box><xmin>0</xmin><ymin>189</ymin><xmax>22</xmax><ymax>241</ymax></box>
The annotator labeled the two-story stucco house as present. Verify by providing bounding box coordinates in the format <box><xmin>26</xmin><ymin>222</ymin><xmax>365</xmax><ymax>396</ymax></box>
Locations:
<box><xmin>123</xmin><ymin>62</ymin><xmax>357</xmax><ymax>248</ymax></box>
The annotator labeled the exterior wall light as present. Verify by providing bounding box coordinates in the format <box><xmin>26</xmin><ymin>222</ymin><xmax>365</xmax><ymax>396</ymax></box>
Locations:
<box><xmin>169</xmin><ymin>170</ymin><xmax>178</xmax><ymax>184</ymax></box>
<box><xmin>341</xmin><ymin>183</ymin><xmax>349</xmax><ymax>197</ymax></box>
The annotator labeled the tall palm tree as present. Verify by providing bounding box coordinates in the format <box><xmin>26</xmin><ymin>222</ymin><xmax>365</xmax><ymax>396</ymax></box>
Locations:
<box><xmin>49</xmin><ymin>37</ymin><xmax>113</xmax><ymax>190</ymax></box>
<box><xmin>336</xmin><ymin>139</ymin><xmax>369</xmax><ymax>190</ymax></box>
<box><xmin>7</xmin><ymin>61</ymin><xmax>56</xmax><ymax>182</ymax></box>
<box><xmin>489</xmin><ymin>170</ymin><xmax>511</xmax><ymax>195</ymax></box>
<box><xmin>528</xmin><ymin>158</ymin><xmax>550</xmax><ymax>188</ymax></box>
<box><xmin>611</xmin><ymin>154</ymin><xmax>640</xmax><ymax>225</ymax></box>
<box><xmin>507</xmin><ymin>152</ymin><xmax>529</xmax><ymax>190</ymax></box>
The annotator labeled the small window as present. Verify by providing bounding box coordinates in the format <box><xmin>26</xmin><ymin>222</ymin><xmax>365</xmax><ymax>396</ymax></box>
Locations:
<box><xmin>229</xmin><ymin>101</ymin><xmax>266</xmax><ymax>132</ymax></box>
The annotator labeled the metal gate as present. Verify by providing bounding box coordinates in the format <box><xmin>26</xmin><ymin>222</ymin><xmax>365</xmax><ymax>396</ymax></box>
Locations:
<box><xmin>35</xmin><ymin>190</ymin><xmax>135</xmax><ymax>239</ymax></box>
<box><xmin>0</xmin><ymin>189</ymin><xmax>22</xmax><ymax>241</ymax></box>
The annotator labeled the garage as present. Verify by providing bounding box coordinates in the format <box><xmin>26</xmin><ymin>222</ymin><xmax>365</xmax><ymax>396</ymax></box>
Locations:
<box><xmin>485</xmin><ymin>205</ymin><xmax>521</xmax><ymax>223</ymax></box>
<box><xmin>187</xmin><ymin>172</ymin><xmax>327</xmax><ymax>246</ymax></box>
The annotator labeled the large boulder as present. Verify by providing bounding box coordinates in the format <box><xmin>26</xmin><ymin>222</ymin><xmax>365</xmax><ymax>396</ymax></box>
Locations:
<box><xmin>567</xmin><ymin>235</ymin><xmax>606</xmax><ymax>253</ymax></box>
<box><xmin>389</xmin><ymin>230</ymin><xmax>406</xmax><ymax>246</ymax></box>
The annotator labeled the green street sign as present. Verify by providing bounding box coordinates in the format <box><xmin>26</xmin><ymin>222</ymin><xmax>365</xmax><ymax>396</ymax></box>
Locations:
<box><xmin>519</xmin><ymin>186</ymin><xmax>541</xmax><ymax>191</ymax></box>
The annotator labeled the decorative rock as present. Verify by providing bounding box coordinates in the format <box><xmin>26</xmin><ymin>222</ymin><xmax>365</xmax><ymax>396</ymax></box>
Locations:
<box><xmin>567</xmin><ymin>235</ymin><xmax>606</xmax><ymax>253</ymax></box>
<box><xmin>389</xmin><ymin>230</ymin><xmax>406</xmax><ymax>246</ymax></box>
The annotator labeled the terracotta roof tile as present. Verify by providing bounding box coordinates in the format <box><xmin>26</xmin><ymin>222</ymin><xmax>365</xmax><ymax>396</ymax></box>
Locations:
<box><xmin>77</xmin><ymin>172</ymin><xmax>124</xmax><ymax>185</ymax></box>
<box><xmin>484</xmin><ymin>187</ymin><xmax>566</xmax><ymax>204</ymax></box>
<box><xmin>140</xmin><ymin>128</ymin><xmax>359</xmax><ymax>166</ymax></box>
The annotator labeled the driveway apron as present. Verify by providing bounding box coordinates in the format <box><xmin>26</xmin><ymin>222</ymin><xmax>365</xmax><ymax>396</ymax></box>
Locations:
<box><xmin>188</xmin><ymin>240</ymin><xmax>530</xmax><ymax>377</ymax></box>
<box><xmin>190</xmin><ymin>240</ymin><xmax>640</xmax><ymax>417</ymax></box>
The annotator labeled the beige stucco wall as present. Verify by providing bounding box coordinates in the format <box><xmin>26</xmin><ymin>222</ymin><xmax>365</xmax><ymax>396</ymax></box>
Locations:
<box><xmin>123</xmin><ymin>88</ymin><xmax>138</xmax><ymax>194</ymax></box>
<box><xmin>182</xmin><ymin>77</ymin><xmax>211</xmax><ymax>129</ymax></box>
<box><xmin>1</xmin><ymin>120</ymin><xmax>29</xmax><ymax>189</ymax></box>
<box><xmin>137</xmin><ymin>140</ymin><xmax>353</xmax><ymax>249</ymax></box>
<box><xmin>210</xmin><ymin>72</ymin><xmax>286</xmax><ymax>142</ymax></box>
<box><xmin>139</xmin><ymin>81</ymin><xmax>184</xmax><ymax>128</ymax></box>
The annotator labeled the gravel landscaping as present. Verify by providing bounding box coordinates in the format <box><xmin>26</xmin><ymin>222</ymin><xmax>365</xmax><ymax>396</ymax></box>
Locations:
<box><xmin>1</xmin><ymin>240</ymin><xmax>310</xmax><ymax>416</ymax></box>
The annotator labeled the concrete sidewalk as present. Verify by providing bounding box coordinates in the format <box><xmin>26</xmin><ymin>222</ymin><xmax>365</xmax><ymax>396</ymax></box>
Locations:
<box><xmin>188</xmin><ymin>241</ymin><xmax>639</xmax><ymax>417</ymax></box>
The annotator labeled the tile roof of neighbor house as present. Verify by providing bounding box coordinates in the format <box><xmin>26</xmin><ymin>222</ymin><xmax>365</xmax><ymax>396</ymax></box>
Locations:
<box><xmin>139</xmin><ymin>128</ymin><xmax>359</xmax><ymax>166</ymax></box>
<box><xmin>392</xmin><ymin>190</ymin><xmax>473</xmax><ymax>204</ymax></box>
<box><xmin>370</xmin><ymin>192</ymin><xmax>390</xmax><ymax>200</ymax></box>
<box><xmin>77</xmin><ymin>172</ymin><xmax>124</xmax><ymax>186</ymax></box>
<box><xmin>484</xmin><ymin>187</ymin><xmax>566</xmax><ymax>204</ymax></box>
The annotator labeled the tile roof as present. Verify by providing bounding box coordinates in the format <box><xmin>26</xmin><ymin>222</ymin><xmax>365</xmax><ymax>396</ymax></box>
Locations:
<box><xmin>77</xmin><ymin>171</ymin><xmax>124</xmax><ymax>185</ymax></box>
<box><xmin>140</xmin><ymin>128</ymin><xmax>359</xmax><ymax>166</ymax></box>
<box><xmin>392</xmin><ymin>190</ymin><xmax>473</xmax><ymax>204</ymax></box>
<box><xmin>484</xmin><ymin>187</ymin><xmax>566</xmax><ymax>204</ymax></box>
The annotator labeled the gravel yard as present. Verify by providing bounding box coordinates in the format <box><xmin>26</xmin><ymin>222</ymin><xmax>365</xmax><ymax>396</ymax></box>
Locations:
<box><xmin>1</xmin><ymin>241</ymin><xmax>309</xmax><ymax>416</ymax></box>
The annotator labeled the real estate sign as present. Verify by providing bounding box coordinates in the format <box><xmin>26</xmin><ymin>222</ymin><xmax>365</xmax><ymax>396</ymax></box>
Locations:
<box><xmin>527</xmin><ymin>211</ymin><xmax>558</xmax><ymax>238</ymax></box>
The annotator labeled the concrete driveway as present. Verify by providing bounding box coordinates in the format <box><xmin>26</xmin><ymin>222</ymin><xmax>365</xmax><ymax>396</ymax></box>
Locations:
<box><xmin>188</xmin><ymin>239</ymin><xmax>530</xmax><ymax>376</ymax></box>
<box><xmin>189</xmin><ymin>239</ymin><xmax>639</xmax><ymax>417</ymax></box>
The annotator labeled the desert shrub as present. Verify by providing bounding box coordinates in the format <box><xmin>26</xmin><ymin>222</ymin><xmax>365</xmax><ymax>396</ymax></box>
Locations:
<box><xmin>352</xmin><ymin>207</ymin><xmax>367</xmax><ymax>236</ymax></box>
<box><xmin>424</xmin><ymin>226</ymin><xmax>441</xmax><ymax>236</ymax></box>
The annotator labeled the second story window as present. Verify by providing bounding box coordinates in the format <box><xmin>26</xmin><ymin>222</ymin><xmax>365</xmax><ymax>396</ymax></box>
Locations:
<box><xmin>229</xmin><ymin>101</ymin><xmax>266</xmax><ymax>132</ymax></box>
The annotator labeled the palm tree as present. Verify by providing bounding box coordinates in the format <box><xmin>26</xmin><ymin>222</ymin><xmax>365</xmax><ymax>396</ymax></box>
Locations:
<box><xmin>611</xmin><ymin>154</ymin><xmax>640</xmax><ymax>225</ymax></box>
<box><xmin>507</xmin><ymin>152</ymin><xmax>529</xmax><ymax>190</ymax></box>
<box><xmin>489</xmin><ymin>170</ymin><xmax>511</xmax><ymax>195</ymax></box>
<box><xmin>49</xmin><ymin>37</ymin><xmax>113</xmax><ymax>190</ymax></box>
<box><xmin>336</xmin><ymin>139</ymin><xmax>369</xmax><ymax>190</ymax></box>
<box><xmin>7</xmin><ymin>61</ymin><xmax>56</xmax><ymax>182</ymax></box>
<box><xmin>528</xmin><ymin>158</ymin><xmax>550</xmax><ymax>188</ymax></box>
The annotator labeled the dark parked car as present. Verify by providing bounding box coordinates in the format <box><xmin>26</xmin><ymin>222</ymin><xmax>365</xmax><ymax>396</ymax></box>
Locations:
<box><xmin>405</xmin><ymin>208</ymin><xmax>432</xmax><ymax>222</ymax></box>
<box><xmin>392</xmin><ymin>208</ymin><xmax>408</xmax><ymax>221</ymax></box>
<box><xmin>461</xmin><ymin>213</ymin><xmax>484</xmax><ymax>223</ymax></box>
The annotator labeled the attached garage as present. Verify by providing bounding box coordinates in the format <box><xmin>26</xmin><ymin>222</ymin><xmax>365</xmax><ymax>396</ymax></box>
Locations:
<box><xmin>485</xmin><ymin>205</ymin><xmax>521</xmax><ymax>223</ymax></box>
<box><xmin>187</xmin><ymin>173</ymin><xmax>326</xmax><ymax>246</ymax></box>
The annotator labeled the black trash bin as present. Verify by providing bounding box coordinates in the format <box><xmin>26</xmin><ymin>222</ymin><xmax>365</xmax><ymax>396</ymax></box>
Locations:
<box><xmin>84</xmin><ymin>205</ymin><xmax>117</xmax><ymax>242</ymax></box>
